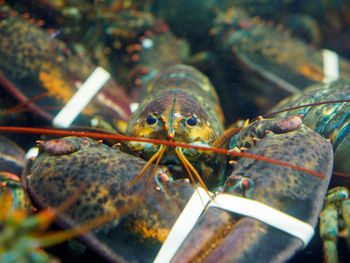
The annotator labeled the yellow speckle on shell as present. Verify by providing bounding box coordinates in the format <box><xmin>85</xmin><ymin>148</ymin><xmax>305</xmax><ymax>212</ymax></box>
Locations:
<box><xmin>133</xmin><ymin>220</ymin><xmax>169</xmax><ymax>242</ymax></box>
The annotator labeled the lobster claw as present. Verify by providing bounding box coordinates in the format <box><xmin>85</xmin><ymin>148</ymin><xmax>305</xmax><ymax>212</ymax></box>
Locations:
<box><xmin>167</xmin><ymin>120</ymin><xmax>333</xmax><ymax>263</ymax></box>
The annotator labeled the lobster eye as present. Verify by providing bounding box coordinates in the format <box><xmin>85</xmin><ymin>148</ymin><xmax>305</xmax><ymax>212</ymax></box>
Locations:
<box><xmin>186</xmin><ymin>116</ymin><xmax>197</xmax><ymax>127</ymax></box>
<box><xmin>146</xmin><ymin>114</ymin><xmax>158</xmax><ymax>126</ymax></box>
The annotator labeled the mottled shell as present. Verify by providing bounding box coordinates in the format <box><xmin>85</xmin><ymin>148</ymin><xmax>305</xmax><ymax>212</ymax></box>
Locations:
<box><xmin>271</xmin><ymin>79</ymin><xmax>350</xmax><ymax>174</ymax></box>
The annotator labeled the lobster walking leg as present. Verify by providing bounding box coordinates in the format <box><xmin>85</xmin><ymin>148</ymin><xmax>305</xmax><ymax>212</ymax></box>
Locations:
<box><xmin>320</xmin><ymin>187</ymin><xmax>350</xmax><ymax>263</ymax></box>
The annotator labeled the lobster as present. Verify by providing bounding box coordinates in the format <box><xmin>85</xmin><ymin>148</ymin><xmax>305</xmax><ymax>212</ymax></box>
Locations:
<box><xmin>0</xmin><ymin>63</ymin><xmax>338</xmax><ymax>262</ymax></box>
<box><xmin>23</xmin><ymin>118</ymin><xmax>333</xmax><ymax>263</ymax></box>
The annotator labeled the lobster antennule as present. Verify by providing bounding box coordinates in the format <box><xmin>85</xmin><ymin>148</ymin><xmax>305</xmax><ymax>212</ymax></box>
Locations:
<box><xmin>140</xmin><ymin>144</ymin><xmax>167</xmax><ymax>199</ymax></box>
<box><xmin>126</xmin><ymin>144</ymin><xmax>167</xmax><ymax>187</ymax></box>
<box><xmin>175</xmin><ymin>147</ymin><xmax>211</xmax><ymax>198</ymax></box>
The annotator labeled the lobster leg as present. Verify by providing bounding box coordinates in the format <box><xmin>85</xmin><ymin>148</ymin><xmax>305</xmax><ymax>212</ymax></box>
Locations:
<box><xmin>320</xmin><ymin>187</ymin><xmax>350</xmax><ymax>263</ymax></box>
<box><xmin>342</xmin><ymin>199</ymin><xmax>350</xmax><ymax>254</ymax></box>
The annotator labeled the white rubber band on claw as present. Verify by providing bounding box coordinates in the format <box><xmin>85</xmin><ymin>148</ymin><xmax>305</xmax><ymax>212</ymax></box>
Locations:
<box><xmin>153</xmin><ymin>187</ymin><xmax>212</xmax><ymax>263</ymax></box>
<box><xmin>25</xmin><ymin>147</ymin><xmax>39</xmax><ymax>159</ymax></box>
<box><xmin>209</xmin><ymin>193</ymin><xmax>315</xmax><ymax>247</ymax></box>
<box><xmin>154</xmin><ymin>189</ymin><xmax>314</xmax><ymax>262</ymax></box>
<box><xmin>52</xmin><ymin>67</ymin><xmax>110</xmax><ymax>128</ymax></box>
<box><xmin>323</xmin><ymin>49</ymin><xmax>339</xmax><ymax>83</ymax></box>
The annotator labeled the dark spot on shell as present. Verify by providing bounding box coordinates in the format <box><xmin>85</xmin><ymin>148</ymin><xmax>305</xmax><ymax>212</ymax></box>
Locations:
<box><xmin>93</xmin><ymin>186</ymin><xmax>101</xmax><ymax>194</ymax></box>
<box><xmin>109</xmin><ymin>183</ymin><xmax>119</xmax><ymax>198</ymax></box>
<box><xmin>91</xmin><ymin>191</ymin><xmax>98</xmax><ymax>199</ymax></box>
<box><xmin>44</xmin><ymin>139</ymin><xmax>77</xmax><ymax>156</ymax></box>
<box><xmin>92</xmin><ymin>205</ymin><xmax>102</xmax><ymax>212</ymax></box>
<box><xmin>43</xmin><ymin>162</ymin><xmax>51</xmax><ymax>169</ymax></box>
<box><xmin>285</xmin><ymin>177</ymin><xmax>291</xmax><ymax>184</ymax></box>
<box><xmin>97</xmin><ymin>197</ymin><xmax>107</xmax><ymax>204</ymax></box>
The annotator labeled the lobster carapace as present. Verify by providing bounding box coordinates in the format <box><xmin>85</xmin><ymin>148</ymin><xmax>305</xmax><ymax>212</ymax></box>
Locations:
<box><xmin>124</xmin><ymin>64</ymin><xmax>226</xmax><ymax>188</ymax></box>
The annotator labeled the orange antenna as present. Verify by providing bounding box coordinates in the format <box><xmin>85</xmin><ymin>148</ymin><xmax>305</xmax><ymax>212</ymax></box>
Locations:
<box><xmin>0</xmin><ymin>71</ymin><xmax>53</xmax><ymax>120</ymax></box>
<box><xmin>332</xmin><ymin>171</ymin><xmax>350</xmax><ymax>179</ymax></box>
<box><xmin>258</xmin><ymin>99</ymin><xmax>350</xmax><ymax>121</ymax></box>
<box><xmin>127</xmin><ymin>145</ymin><xmax>167</xmax><ymax>187</ymax></box>
<box><xmin>140</xmin><ymin>145</ymin><xmax>167</xmax><ymax>200</ymax></box>
<box><xmin>0</xmin><ymin>126</ymin><xmax>326</xmax><ymax>179</ymax></box>
<box><xmin>1</xmin><ymin>92</ymin><xmax>49</xmax><ymax>115</ymax></box>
